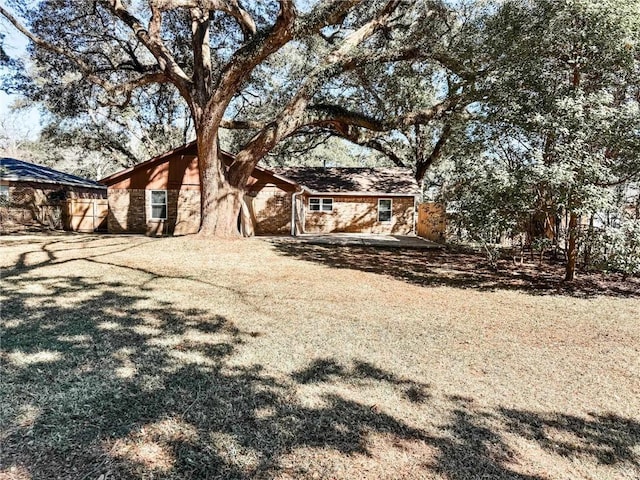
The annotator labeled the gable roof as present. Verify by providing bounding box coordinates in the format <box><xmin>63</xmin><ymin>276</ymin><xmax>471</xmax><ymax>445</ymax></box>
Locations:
<box><xmin>1</xmin><ymin>157</ymin><xmax>105</xmax><ymax>190</ymax></box>
<box><xmin>272</xmin><ymin>167</ymin><xmax>420</xmax><ymax>195</ymax></box>
<box><xmin>99</xmin><ymin>141</ymin><xmax>198</xmax><ymax>186</ymax></box>
<box><xmin>98</xmin><ymin>141</ymin><xmax>419</xmax><ymax>195</ymax></box>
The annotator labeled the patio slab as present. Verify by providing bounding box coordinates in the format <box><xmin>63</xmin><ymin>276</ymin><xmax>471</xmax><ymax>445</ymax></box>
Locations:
<box><xmin>264</xmin><ymin>233</ymin><xmax>444</xmax><ymax>249</ymax></box>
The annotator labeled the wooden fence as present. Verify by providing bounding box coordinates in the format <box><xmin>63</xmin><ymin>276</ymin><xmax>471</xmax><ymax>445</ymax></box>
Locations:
<box><xmin>416</xmin><ymin>202</ymin><xmax>446</xmax><ymax>242</ymax></box>
<box><xmin>65</xmin><ymin>198</ymin><xmax>108</xmax><ymax>232</ymax></box>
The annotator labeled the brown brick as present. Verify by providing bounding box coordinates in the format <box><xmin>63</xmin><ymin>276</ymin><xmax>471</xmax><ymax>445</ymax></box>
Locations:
<box><xmin>301</xmin><ymin>196</ymin><xmax>415</xmax><ymax>235</ymax></box>
<box><xmin>107</xmin><ymin>188</ymin><xmax>200</xmax><ymax>236</ymax></box>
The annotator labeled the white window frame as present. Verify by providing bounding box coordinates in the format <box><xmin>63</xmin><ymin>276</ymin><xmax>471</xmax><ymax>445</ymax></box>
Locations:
<box><xmin>0</xmin><ymin>185</ymin><xmax>9</xmax><ymax>203</ymax></box>
<box><xmin>309</xmin><ymin>197</ymin><xmax>333</xmax><ymax>212</ymax></box>
<box><xmin>149</xmin><ymin>190</ymin><xmax>168</xmax><ymax>220</ymax></box>
<box><xmin>378</xmin><ymin>198</ymin><xmax>393</xmax><ymax>223</ymax></box>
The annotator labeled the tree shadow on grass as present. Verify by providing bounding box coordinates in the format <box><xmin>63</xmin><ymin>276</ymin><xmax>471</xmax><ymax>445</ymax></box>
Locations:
<box><xmin>500</xmin><ymin>409</ymin><xmax>640</xmax><ymax>468</ymax></box>
<box><xmin>2</xmin><ymin>266</ymin><xmax>432</xmax><ymax>479</ymax></box>
<box><xmin>292</xmin><ymin>359</ymin><xmax>640</xmax><ymax>479</ymax></box>
<box><xmin>269</xmin><ymin>241</ymin><xmax>640</xmax><ymax>298</ymax></box>
<box><xmin>292</xmin><ymin>358</ymin><xmax>432</xmax><ymax>405</ymax></box>
<box><xmin>2</xmin><ymin>238</ymin><xmax>639</xmax><ymax>479</ymax></box>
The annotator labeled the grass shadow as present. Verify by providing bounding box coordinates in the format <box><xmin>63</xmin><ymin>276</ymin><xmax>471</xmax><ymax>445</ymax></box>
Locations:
<box><xmin>269</xmin><ymin>241</ymin><xmax>640</xmax><ymax>298</ymax></box>
<box><xmin>2</xmin><ymin>236</ymin><xmax>639</xmax><ymax>478</ymax></box>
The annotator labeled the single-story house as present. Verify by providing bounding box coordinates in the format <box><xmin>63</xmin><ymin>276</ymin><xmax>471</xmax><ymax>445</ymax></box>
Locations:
<box><xmin>99</xmin><ymin>142</ymin><xmax>419</xmax><ymax>236</ymax></box>
<box><xmin>1</xmin><ymin>157</ymin><xmax>107</xmax><ymax>233</ymax></box>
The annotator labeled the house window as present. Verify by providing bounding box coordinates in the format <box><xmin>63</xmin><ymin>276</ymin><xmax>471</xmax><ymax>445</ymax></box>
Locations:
<box><xmin>149</xmin><ymin>190</ymin><xmax>167</xmax><ymax>220</ymax></box>
<box><xmin>378</xmin><ymin>199</ymin><xmax>392</xmax><ymax>222</ymax></box>
<box><xmin>309</xmin><ymin>198</ymin><xmax>333</xmax><ymax>212</ymax></box>
<box><xmin>0</xmin><ymin>185</ymin><xmax>9</xmax><ymax>203</ymax></box>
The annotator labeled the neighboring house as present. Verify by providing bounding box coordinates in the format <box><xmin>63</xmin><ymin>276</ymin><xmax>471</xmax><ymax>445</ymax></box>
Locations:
<box><xmin>99</xmin><ymin>142</ymin><xmax>420</xmax><ymax>236</ymax></box>
<box><xmin>0</xmin><ymin>157</ymin><xmax>107</xmax><ymax>233</ymax></box>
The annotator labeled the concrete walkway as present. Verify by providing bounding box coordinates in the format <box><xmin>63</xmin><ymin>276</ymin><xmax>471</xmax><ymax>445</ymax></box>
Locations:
<box><xmin>266</xmin><ymin>233</ymin><xmax>443</xmax><ymax>249</ymax></box>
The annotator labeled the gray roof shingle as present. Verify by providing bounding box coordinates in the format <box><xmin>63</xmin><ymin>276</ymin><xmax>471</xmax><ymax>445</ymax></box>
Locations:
<box><xmin>0</xmin><ymin>158</ymin><xmax>105</xmax><ymax>190</ymax></box>
<box><xmin>272</xmin><ymin>167</ymin><xmax>419</xmax><ymax>195</ymax></box>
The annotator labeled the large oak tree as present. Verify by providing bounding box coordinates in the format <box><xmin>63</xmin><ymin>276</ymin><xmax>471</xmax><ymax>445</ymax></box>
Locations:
<box><xmin>1</xmin><ymin>0</ymin><xmax>476</xmax><ymax>236</ymax></box>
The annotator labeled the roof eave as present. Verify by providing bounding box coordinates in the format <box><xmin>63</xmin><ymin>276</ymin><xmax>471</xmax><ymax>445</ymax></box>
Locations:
<box><xmin>303</xmin><ymin>190</ymin><xmax>419</xmax><ymax>197</ymax></box>
<box><xmin>1</xmin><ymin>175</ymin><xmax>105</xmax><ymax>189</ymax></box>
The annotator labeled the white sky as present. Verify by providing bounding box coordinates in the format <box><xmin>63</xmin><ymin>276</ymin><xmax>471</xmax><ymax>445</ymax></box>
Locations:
<box><xmin>1</xmin><ymin>16</ymin><xmax>42</xmax><ymax>138</ymax></box>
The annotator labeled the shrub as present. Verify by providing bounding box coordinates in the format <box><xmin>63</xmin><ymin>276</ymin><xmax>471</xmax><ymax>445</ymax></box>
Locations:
<box><xmin>584</xmin><ymin>220</ymin><xmax>640</xmax><ymax>276</ymax></box>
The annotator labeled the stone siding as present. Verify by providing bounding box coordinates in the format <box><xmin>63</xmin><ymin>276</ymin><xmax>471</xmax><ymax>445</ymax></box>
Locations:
<box><xmin>107</xmin><ymin>188</ymin><xmax>200</xmax><ymax>235</ymax></box>
<box><xmin>302</xmin><ymin>196</ymin><xmax>415</xmax><ymax>235</ymax></box>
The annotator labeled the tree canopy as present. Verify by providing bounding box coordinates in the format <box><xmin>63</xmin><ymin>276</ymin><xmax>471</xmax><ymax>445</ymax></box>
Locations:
<box><xmin>428</xmin><ymin>0</ymin><xmax>640</xmax><ymax>279</ymax></box>
<box><xmin>1</xmin><ymin>0</ymin><xmax>482</xmax><ymax>236</ymax></box>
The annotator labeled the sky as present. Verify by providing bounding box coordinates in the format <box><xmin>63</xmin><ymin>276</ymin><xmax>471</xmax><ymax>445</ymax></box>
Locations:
<box><xmin>1</xmin><ymin>16</ymin><xmax>41</xmax><ymax>139</ymax></box>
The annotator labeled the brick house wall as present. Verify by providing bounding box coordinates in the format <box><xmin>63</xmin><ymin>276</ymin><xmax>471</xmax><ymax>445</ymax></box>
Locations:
<box><xmin>104</xmin><ymin>154</ymin><xmax>294</xmax><ymax>235</ymax></box>
<box><xmin>107</xmin><ymin>188</ymin><xmax>201</xmax><ymax>236</ymax></box>
<box><xmin>100</xmin><ymin>144</ymin><xmax>419</xmax><ymax>237</ymax></box>
<box><xmin>301</xmin><ymin>195</ymin><xmax>415</xmax><ymax>235</ymax></box>
<box><xmin>248</xmin><ymin>187</ymin><xmax>292</xmax><ymax>235</ymax></box>
<box><xmin>107</xmin><ymin>186</ymin><xmax>291</xmax><ymax>236</ymax></box>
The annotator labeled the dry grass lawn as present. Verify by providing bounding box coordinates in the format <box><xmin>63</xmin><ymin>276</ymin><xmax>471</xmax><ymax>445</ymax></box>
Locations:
<box><xmin>0</xmin><ymin>233</ymin><xmax>639</xmax><ymax>480</ymax></box>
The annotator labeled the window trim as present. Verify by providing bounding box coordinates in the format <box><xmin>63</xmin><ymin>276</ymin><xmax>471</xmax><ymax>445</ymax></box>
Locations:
<box><xmin>149</xmin><ymin>189</ymin><xmax>168</xmax><ymax>220</ymax></box>
<box><xmin>0</xmin><ymin>184</ymin><xmax>9</xmax><ymax>203</ymax></box>
<box><xmin>378</xmin><ymin>198</ymin><xmax>393</xmax><ymax>223</ymax></box>
<box><xmin>308</xmin><ymin>197</ymin><xmax>333</xmax><ymax>212</ymax></box>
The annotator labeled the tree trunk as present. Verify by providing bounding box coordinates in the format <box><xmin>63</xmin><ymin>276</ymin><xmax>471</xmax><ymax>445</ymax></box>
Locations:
<box><xmin>565</xmin><ymin>212</ymin><xmax>579</xmax><ymax>281</ymax></box>
<box><xmin>583</xmin><ymin>214</ymin><xmax>594</xmax><ymax>270</ymax></box>
<box><xmin>195</xmin><ymin>125</ymin><xmax>244</xmax><ymax>237</ymax></box>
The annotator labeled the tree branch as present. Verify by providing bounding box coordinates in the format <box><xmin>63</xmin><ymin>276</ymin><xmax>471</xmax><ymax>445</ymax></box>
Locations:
<box><xmin>0</xmin><ymin>4</ymin><xmax>170</xmax><ymax>104</ymax></box>
<box><xmin>220</xmin><ymin>119</ymin><xmax>269</xmax><ymax>129</ymax></box>
<box><xmin>211</xmin><ymin>0</ymin><xmax>298</xmax><ymax>113</ymax></box>
<box><xmin>101</xmin><ymin>0</ymin><xmax>192</xmax><ymax>97</ymax></box>
<box><xmin>345</xmin><ymin>46</ymin><xmax>480</xmax><ymax>82</ymax></box>
<box><xmin>350</xmin><ymin>137</ymin><xmax>407</xmax><ymax>167</ymax></box>
<box><xmin>292</xmin><ymin>0</ymin><xmax>365</xmax><ymax>36</ymax></box>
<box><xmin>210</xmin><ymin>0</ymin><xmax>366</xmax><ymax>121</ymax></box>
<box><xmin>0</xmin><ymin>5</ymin><xmax>111</xmax><ymax>91</ymax></box>
<box><xmin>230</xmin><ymin>0</ymin><xmax>404</xmax><ymax>166</ymax></box>
<box><xmin>416</xmin><ymin>123</ymin><xmax>452</xmax><ymax>181</ymax></box>
<box><xmin>151</xmin><ymin>0</ymin><xmax>256</xmax><ymax>36</ymax></box>
<box><xmin>191</xmin><ymin>7</ymin><xmax>213</xmax><ymax>101</ymax></box>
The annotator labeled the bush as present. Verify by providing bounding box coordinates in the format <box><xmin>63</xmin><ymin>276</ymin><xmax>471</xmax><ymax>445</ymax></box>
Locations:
<box><xmin>584</xmin><ymin>221</ymin><xmax>640</xmax><ymax>276</ymax></box>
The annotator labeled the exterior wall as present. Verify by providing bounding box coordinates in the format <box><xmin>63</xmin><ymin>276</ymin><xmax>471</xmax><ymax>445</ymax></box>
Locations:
<box><xmin>107</xmin><ymin>188</ymin><xmax>200</xmax><ymax>236</ymax></box>
<box><xmin>102</xmin><ymin>148</ymin><xmax>418</xmax><ymax>237</ymax></box>
<box><xmin>0</xmin><ymin>181</ymin><xmax>106</xmax><ymax>233</ymax></box>
<box><xmin>66</xmin><ymin>198</ymin><xmax>109</xmax><ymax>232</ymax></box>
<box><xmin>416</xmin><ymin>202</ymin><xmax>447</xmax><ymax>242</ymax></box>
<box><xmin>107</xmin><ymin>189</ymin><xmax>144</xmax><ymax>233</ymax></box>
<box><xmin>107</xmin><ymin>183</ymin><xmax>292</xmax><ymax>236</ymax></box>
<box><xmin>107</xmin><ymin>154</ymin><xmax>200</xmax><ymax>191</ymax></box>
<box><xmin>248</xmin><ymin>186</ymin><xmax>292</xmax><ymax>235</ymax></box>
<box><xmin>105</xmin><ymin>149</ymin><xmax>297</xmax><ymax>236</ymax></box>
<box><xmin>301</xmin><ymin>195</ymin><xmax>415</xmax><ymax>235</ymax></box>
